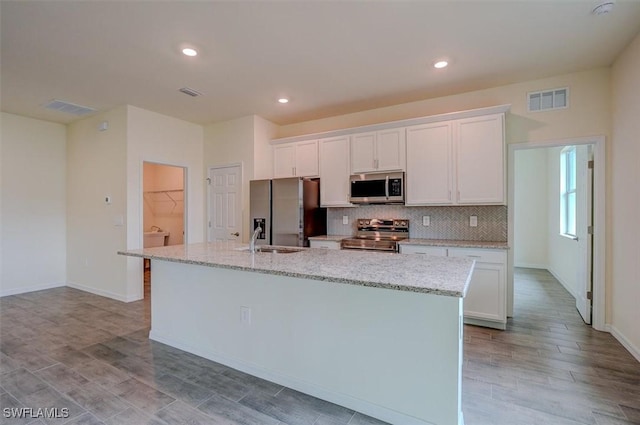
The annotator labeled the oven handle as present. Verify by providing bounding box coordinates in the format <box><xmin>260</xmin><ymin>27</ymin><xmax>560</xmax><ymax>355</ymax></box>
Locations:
<box><xmin>385</xmin><ymin>175</ymin><xmax>389</xmax><ymax>200</ymax></box>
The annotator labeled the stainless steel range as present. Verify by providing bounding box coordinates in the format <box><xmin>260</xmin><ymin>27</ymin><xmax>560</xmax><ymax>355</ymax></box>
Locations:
<box><xmin>340</xmin><ymin>218</ymin><xmax>409</xmax><ymax>252</ymax></box>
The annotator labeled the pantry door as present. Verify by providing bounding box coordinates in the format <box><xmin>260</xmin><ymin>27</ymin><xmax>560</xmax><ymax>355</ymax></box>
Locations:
<box><xmin>208</xmin><ymin>164</ymin><xmax>242</xmax><ymax>242</ymax></box>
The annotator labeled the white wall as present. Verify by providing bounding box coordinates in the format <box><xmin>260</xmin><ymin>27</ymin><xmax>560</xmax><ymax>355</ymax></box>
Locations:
<box><xmin>67</xmin><ymin>106</ymin><xmax>128</xmax><ymax>300</ymax></box>
<box><xmin>126</xmin><ymin>105</ymin><xmax>204</xmax><ymax>300</ymax></box>
<box><xmin>514</xmin><ymin>149</ymin><xmax>548</xmax><ymax>268</ymax></box>
<box><xmin>253</xmin><ymin>115</ymin><xmax>277</xmax><ymax>180</ymax></box>
<box><xmin>611</xmin><ymin>32</ymin><xmax>640</xmax><ymax>360</ymax></box>
<box><xmin>545</xmin><ymin>146</ymin><xmax>589</xmax><ymax>299</ymax></box>
<box><xmin>1</xmin><ymin>113</ymin><xmax>67</xmax><ymax>296</ymax></box>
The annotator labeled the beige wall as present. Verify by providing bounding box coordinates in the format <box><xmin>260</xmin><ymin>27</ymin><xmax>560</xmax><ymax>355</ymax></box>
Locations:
<box><xmin>611</xmin><ymin>32</ymin><xmax>640</xmax><ymax>359</ymax></box>
<box><xmin>67</xmin><ymin>106</ymin><xmax>129</xmax><ymax>300</ymax></box>
<box><xmin>204</xmin><ymin>115</ymin><xmax>255</xmax><ymax>243</ymax></box>
<box><xmin>126</xmin><ymin>105</ymin><xmax>204</xmax><ymax>300</ymax></box>
<box><xmin>0</xmin><ymin>113</ymin><xmax>67</xmax><ymax>296</ymax></box>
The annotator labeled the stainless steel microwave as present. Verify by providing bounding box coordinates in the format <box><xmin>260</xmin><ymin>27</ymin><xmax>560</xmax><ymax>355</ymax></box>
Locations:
<box><xmin>349</xmin><ymin>172</ymin><xmax>404</xmax><ymax>204</ymax></box>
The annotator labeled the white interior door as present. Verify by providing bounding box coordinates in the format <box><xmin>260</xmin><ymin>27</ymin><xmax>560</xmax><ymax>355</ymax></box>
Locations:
<box><xmin>576</xmin><ymin>147</ymin><xmax>594</xmax><ymax>324</ymax></box>
<box><xmin>208</xmin><ymin>165</ymin><xmax>242</xmax><ymax>242</ymax></box>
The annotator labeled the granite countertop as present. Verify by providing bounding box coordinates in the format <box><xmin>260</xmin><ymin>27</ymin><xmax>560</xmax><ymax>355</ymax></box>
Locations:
<box><xmin>118</xmin><ymin>242</ymin><xmax>474</xmax><ymax>298</ymax></box>
<box><xmin>308</xmin><ymin>235</ymin><xmax>348</xmax><ymax>242</ymax></box>
<box><xmin>399</xmin><ymin>239</ymin><xmax>509</xmax><ymax>249</ymax></box>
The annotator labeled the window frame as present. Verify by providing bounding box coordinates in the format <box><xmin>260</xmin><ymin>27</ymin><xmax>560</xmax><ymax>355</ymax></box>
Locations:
<box><xmin>560</xmin><ymin>146</ymin><xmax>577</xmax><ymax>239</ymax></box>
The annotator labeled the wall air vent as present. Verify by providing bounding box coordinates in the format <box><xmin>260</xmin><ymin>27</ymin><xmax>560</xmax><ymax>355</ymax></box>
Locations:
<box><xmin>528</xmin><ymin>87</ymin><xmax>568</xmax><ymax>112</ymax></box>
<box><xmin>179</xmin><ymin>87</ymin><xmax>202</xmax><ymax>97</ymax></box>
<box><xmin>43</xmin><ymin>99</ymin><xmax>96</xmax><ymax>116</ymax></box>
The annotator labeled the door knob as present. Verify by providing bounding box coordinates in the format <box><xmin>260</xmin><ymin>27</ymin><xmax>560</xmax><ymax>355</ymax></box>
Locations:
<box><xmin>230</xmin><ymin>232</ymin><xmax>239</xmax><ymax>237</ymax></box>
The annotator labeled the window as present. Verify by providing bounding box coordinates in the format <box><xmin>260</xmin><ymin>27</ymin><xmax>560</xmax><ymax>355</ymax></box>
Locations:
<box><xmin>560</xmin><ymin>146</ymin><xmax>577</xmax><ymax>238</ymax></box>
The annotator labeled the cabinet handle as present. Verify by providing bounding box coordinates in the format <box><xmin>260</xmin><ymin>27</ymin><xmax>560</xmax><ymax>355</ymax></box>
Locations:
<box><xmin>467</xmin><ymin>255</ymin><xmax>481</xmax><ymax>258</ymax></box>
<box><xmin>448</xmin><ymin>190</ymin><xmax>452</xmax><ymax>201</ymax></box>
<box><xmin>375</xmin><ymin>159</ymin><xmax>379</xmax><ymax>169</ymax></box>
<box><xmin>292</xmin><ymin>167</ymin><xmax>296</xmax><ymax>176</ymax></box>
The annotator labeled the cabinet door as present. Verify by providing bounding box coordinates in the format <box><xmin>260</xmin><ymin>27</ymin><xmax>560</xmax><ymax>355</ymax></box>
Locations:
<box><xmin>455</xmin><ymin>114</ymin><xmax>505</xmax><ymax>204</ymax></box>
<box><xmin>448</xmin><ymin>248</ymin><xmax>507</xmax><ymax>325</ymax></box>
<box><xmin>273</xmin><ymin>144</ymin><xmax>295</xmax><ymax>178</ymax></box>
<box><xmin>310</xmin><ymin>240</ymin><xmax>341</xmax><ymax>250</ymax></box>
<box><xmin>294</xmin><ymin>140</ymin><xmax>319</xmax><ymax>177</ymax></box>
<box><xmin>462</xmin><ymin>262</ymin><xmax>506</xmax><ymax>323</ymax></box>
<box><xmin>350</xmin><ymin>132</ymin><xmax>377</xmax><ymax>173</ymax></box>
<box><xmin>406</xmin><ymin>122</ymin><xmax>454</xmax><ymax>205</ymax></box>
<box><xmin>319</xmin><ymin>136</ymin><xmax>352</xmax><ymax>206</ymax></box>
<box><xmin>376</xmin><ymin>128</ymin><xmax>406</xmax><ymax>171</ymax></box>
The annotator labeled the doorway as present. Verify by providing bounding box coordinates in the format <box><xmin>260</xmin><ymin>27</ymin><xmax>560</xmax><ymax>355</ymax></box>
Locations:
<box><xmin>508</xmin><ymin>136</ymin><xmax>606</xmax><ymax>331</ymax></box>
<box><xmin>208</xmin><ymin>164</ymin><xmax>243</xmax><ymax>242</ymax></box>
<box><xmin>142</xmin><ymin>162</ymin><xmax>186</xmax><ymax>298</ymax></box>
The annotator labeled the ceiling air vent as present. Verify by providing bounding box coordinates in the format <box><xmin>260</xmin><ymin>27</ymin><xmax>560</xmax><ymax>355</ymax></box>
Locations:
<box><xmin>179</xmin><ymin>87</ymin><xmax>202</xmax><ymax>97</ymax></box>
<box><xmin>44</xmin><ymin>99</ymin><xmax>96</xmax><ymax>116</ymax></box>
<box><xmin>528</xmin><ymin>87</ymin><xmax>568</xmax><ymax>112</ymax></box>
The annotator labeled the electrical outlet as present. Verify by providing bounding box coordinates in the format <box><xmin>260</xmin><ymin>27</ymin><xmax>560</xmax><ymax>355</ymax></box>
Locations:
<box><xmin>469</xmin><ymin>216</ymin><xmax>478</xmax><ymax>227</ymax></box>
<box><xmin>422</xmin><ymin>216</ymin><xmax>430</xmax><ymax>226</ymax></box>
<box><xmin>342</xmin><ymin>216</ymin><xmax>349</xmax><ymax>225</ymax></box>
<box><xmin>240</xmin><ymin>306</ymin><xmax>251</xmax><ymax>325</ymax></box>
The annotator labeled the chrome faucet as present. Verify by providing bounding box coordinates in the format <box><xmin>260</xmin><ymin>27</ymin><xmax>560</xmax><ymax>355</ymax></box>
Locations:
<box><xmin>250</xmin><ymin>226</ymin><xmax>262</xmax><ymax>253</ymax></box>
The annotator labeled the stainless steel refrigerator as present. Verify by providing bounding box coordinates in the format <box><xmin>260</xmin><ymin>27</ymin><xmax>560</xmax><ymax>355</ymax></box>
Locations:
<box><xmin>249</xmin><ymin>178</ymin><xmax>327</xmax><ymax>247</ymax></box>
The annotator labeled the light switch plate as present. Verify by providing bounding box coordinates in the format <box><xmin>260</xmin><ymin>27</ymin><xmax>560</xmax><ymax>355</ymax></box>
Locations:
<box><xmin>342</xmin><ymin>216</ymin><xmax>349</xmax><ymax>225</ymax></box>
<box><xmin>470</xmin><ymin>216</ymin><xmax>478</xmax><ymax>227</ymax></box>
<box><xmin>422</xmin><ymin>216</ymin><xmax>430</xmax><ymax>226</ymax></box>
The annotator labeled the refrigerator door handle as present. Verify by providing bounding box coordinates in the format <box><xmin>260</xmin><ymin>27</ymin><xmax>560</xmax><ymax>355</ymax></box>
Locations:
<box><xmin>385</xmin><ymin>175</ymin><xmax>389</xmax><ymax>200</ymax></box>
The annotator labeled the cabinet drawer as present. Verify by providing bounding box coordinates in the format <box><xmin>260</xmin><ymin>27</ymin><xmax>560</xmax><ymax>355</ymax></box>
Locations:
<box><xmin>447</xmin><ymin>248</ymin><xmax>506</xmax><ymax>264</ymax></box>
<box><xmin>310</xmin><ymin>240</ymin><xmax>341</xmax><ymax>250</ymax></box>
<box><xmin>399</xmin><ymin>245</ymin><xmax>447</xmax><ymax>256</ymax></box>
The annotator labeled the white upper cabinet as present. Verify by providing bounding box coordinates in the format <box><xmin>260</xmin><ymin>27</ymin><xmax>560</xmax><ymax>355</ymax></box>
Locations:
<box><xmin>273</xmin><ymin>140</ymin><xmax>319</xmax><ymax>178</ymax></box>
<box><xmin>455</xmin><ymin>114</ymin><xmax>505</xmax><ymax>204</ymax></box>
<box><xmin>405</xmin><ymin>113</ymin><xmax>505</xmax><ymax>206</ymax></box>
<box><xmin>406</xmin><ymin>122</ymin><xmax>454</xmax><ymax>205</ymax></box>
<box><xmin>350</xmin><ymin>128</ymin><xmax>405</xmax><ymax>173</ymax></box>
<box><xmin>319</xmin><ymin>136</ymin><xmax>352</xmax><ymax>207</ymax></box>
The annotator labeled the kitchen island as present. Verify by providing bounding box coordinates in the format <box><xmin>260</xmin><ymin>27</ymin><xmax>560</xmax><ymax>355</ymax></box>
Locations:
<box><xmin>119</xmin><ymin>242</ymin><xmax>474</xmax><ymax>425</ymax></box>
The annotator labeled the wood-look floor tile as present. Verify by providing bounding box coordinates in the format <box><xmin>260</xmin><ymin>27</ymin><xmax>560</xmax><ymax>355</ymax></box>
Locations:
<box><xmin>155</xmin><ymin>400</ymin><xmax>234</xmax><ymax>425</ymax></box>
<box><xmin>35</xmin><ymin>364</ymin><xmax>90</xmax><ymax>393</ymax></box>
<box><xmin>65</xmin><ymin>382</ymin><xmax>130</xmax><ymax>420</ymax></box>
<box><xmin>110</xmin><ymin>378</ymin><xmax>175</xmax><ymax>414</ymax></box>
<box><xmin>102</xmin><ymin>407</ymin><xmax>167</xmax><ymax>425</ymax></box>
<box><xmin>197</xmin><ymin>393</ymin><xmax>281</xmax><ymax>425</ymax></box>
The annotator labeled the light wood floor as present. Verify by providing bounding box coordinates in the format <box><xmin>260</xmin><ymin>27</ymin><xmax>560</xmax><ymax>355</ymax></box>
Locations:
<box><xmin>462</xmin><ymin>267</ymin><xmax>640</xmax><ymax>424</ymax></box>
<box><xmin>0</xmin><ymin>267</ymin><xmax>638</xmax><ymax>424</ymax></box>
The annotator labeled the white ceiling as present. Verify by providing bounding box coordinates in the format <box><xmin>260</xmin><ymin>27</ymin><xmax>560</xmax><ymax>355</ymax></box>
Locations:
<box><xmin>2</xmin><ymin>1</ymin><xmax>640</xmax><ymax>126</ymax></box>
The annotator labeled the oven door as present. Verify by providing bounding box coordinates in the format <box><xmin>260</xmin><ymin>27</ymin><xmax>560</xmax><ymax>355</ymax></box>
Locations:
<box><xmin>349</xmin><ymin>172</ymin><xmax>404</xmax><ymax>204</ymax></box>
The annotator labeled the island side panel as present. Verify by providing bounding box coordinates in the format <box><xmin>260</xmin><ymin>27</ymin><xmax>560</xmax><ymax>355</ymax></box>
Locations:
<box><xmin>150</xmin><ymin>260</ymin><xmax>463</xmax><ymax>425</ymax></box>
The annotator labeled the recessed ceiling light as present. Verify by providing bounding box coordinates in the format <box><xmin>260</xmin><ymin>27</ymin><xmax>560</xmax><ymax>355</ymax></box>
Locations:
<box><xmin>278</xmin><ymin>98</ymin><xmax>289</xmax><ymax>104</ymax></box>
<box><xmin>182</xmin><ymin>48</ymin><xmax>198</xmax><ymax>57</ymax></box>
<box><xmin>434</xmin><ymin>60</ymin><xmax>448</xmax><ymax>69</ymax></box>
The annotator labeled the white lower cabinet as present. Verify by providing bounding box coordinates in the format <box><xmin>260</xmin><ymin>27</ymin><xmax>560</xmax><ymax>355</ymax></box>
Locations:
<box><xmin>309</xmin><ymin>240</ymin><xmax>341</xmax><ymax>250</ymax></box>
<box><xmin>400</xmin><ymin>244</ymin><xmax>507</xmax><ymax>329</ymax></box>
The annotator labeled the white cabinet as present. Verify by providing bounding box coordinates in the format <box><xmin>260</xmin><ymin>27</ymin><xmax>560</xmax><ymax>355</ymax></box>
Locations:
<box><xmin>400</xmin><ymin>244</ymin><xmax>507</xmax><ymax>329</ymax></box>
<box><xmin>273</xmin><ymin>140</ymin><xmax>319</xmax><ymax>178</ymax></box>
<box><xmin>456</xmin><ymin>114</ymin><xmax>505</xmax><ymax>204</ymax></box>
<box><xmin>406</xmin><ymin>122</ymin><xmax>454</xmax><ymax>205</ymax></box>
<box><xmin>350</xmin><ymin>128</ymin><xmax>406</xmax><ymax>173</ymax></box>
<box><xmin>319</xmin><ymin>136</ymin><xmax>352</xmax><ymax>207</ymax></box>
<box><xmin>405</xmin><ymin>113</ymin><xmax>505</xmax><ymax>206</ymax></box>
<box><xmin>309</xmin><ymin>240</ymin><xmax>341</xmax><ymax>250</ymax></box>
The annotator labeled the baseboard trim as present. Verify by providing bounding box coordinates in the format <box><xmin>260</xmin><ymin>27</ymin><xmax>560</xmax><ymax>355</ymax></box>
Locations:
<box><xmin>608</xmin><ymin>325</ymin><xmax>640</xmax><ymax>363</ymax></box>
<box><xmin>66</xmin><ymin>281</ymin><xmax>130</xmax><ymax>303</ymax></box>
<box><xmin>514</xmin><ymin>263</ymin><xmax>548</xmax><ymax>269</ymax></box>
<box><xmin>0</xmin><ymin>282</ymin><xmax>65</xmax><ymax>297</ymax></box>
<box><xmin>547</xmin><ymin>267</ymin><xmax>577</xmax><ymax>299</ymax></box>
<box><xmin>149</xmin><ymin>330</ymin><xmax>435</xmax><ymax>425</ymax></box>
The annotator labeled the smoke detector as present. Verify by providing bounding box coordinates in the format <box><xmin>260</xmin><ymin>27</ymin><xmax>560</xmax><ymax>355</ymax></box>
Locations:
<box><xmin>178</xmin><ymin>87</ymin><xmax>202</xmax><ymax>97</ymax></box>
<box><xmin>592</xmin><ymin>1</ymin><xmax>614</xmax><ymax>15</ymax></box>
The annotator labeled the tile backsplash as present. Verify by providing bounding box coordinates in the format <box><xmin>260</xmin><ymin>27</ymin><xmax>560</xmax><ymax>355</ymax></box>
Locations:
<box><xmin>327</xmin><ymin>205</ymin><xmax>507</xmax><ymax>241</ymax></box>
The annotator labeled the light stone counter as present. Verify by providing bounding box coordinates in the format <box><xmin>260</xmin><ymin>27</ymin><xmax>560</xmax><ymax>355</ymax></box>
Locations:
<box><xmin>119</xmin><ymin>241</ymin><xmax>474</xmax><ymax>297</ymax></box>
<box><xmin>399</xmin><ymin>238</ymin><xmax>509</xmax><ymax>250</ymax></box>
